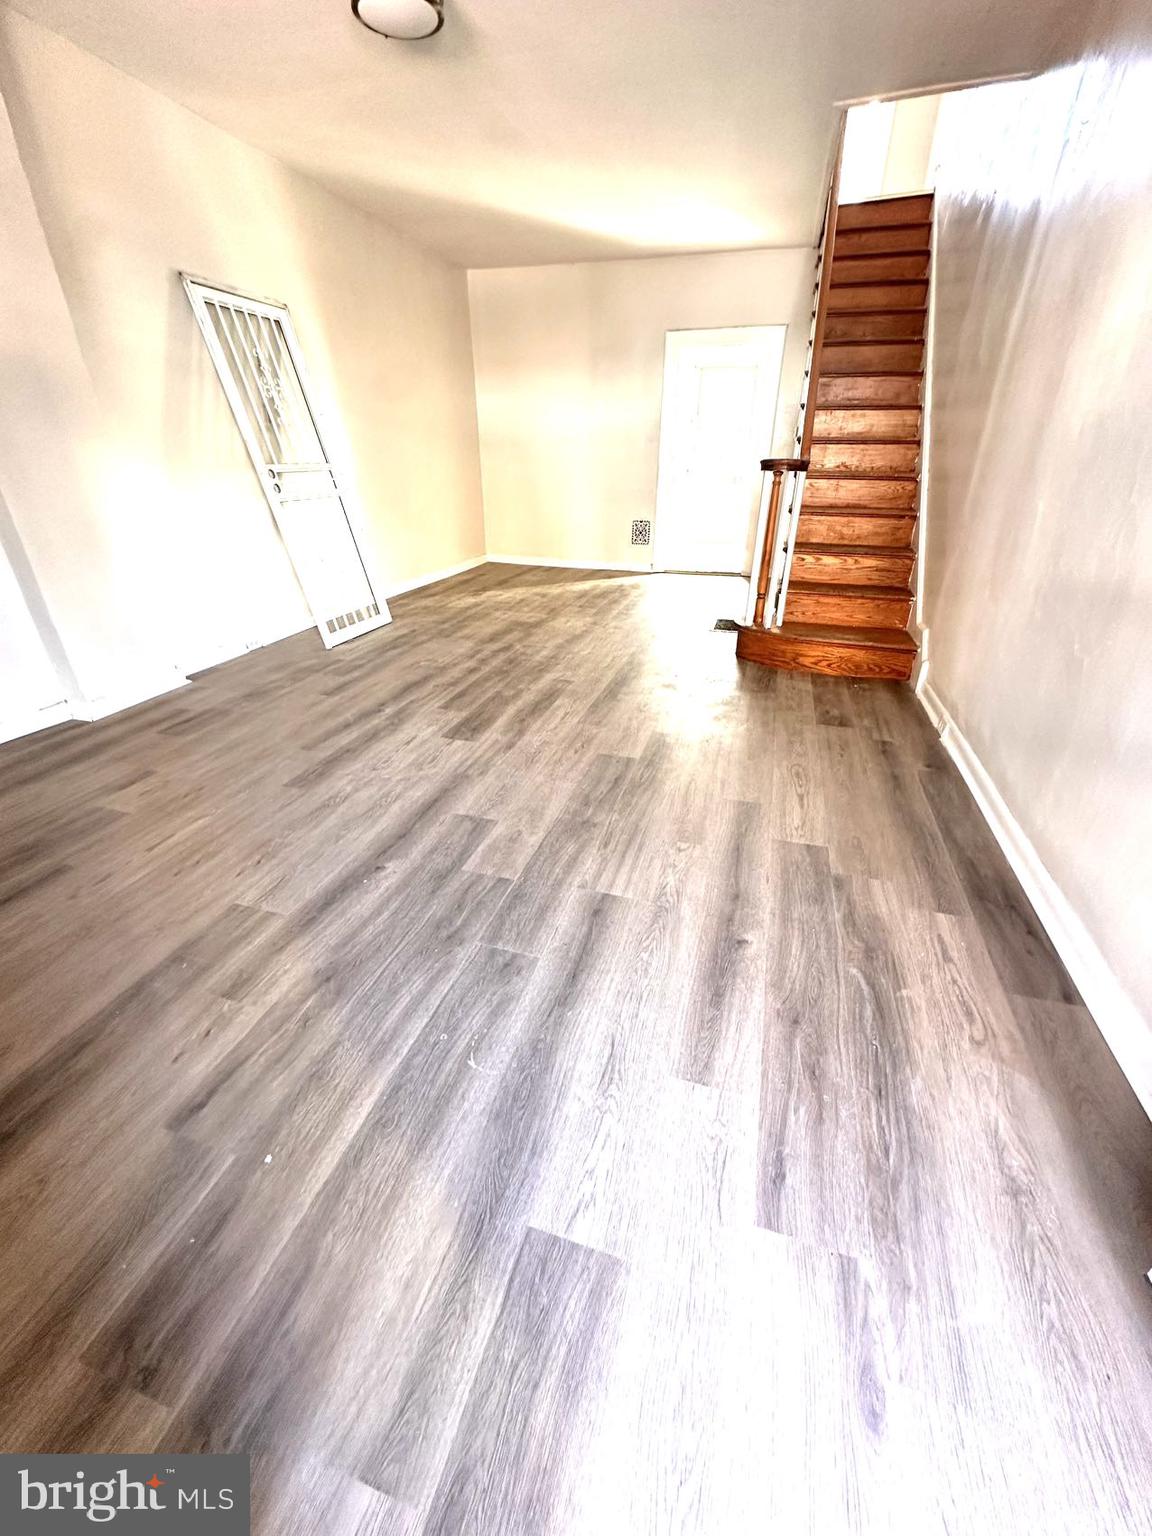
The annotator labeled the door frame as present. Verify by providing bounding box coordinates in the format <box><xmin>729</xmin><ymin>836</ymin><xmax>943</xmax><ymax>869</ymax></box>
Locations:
<box><xmin>181</xmin><ymin>274</ymin><xmax>391</xmax><ymax>648</ymax></box>
<box><xmin>652</xmin><ymin>325</ymin><xmax>787</xmax><ymax>576</ymax></box>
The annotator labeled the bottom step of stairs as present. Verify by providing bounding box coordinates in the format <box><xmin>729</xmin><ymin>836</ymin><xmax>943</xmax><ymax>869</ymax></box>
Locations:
<box><xmin>735</xmin><ymin>621</ymin><xmax>918</xmax><ymax>681</ymax></box>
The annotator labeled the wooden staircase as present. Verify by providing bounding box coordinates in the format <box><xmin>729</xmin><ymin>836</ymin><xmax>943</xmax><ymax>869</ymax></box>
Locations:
<box><xmin>737</xmin><ymin>192</ymin><xmax>932</xmax><ymax>681</ymax></box>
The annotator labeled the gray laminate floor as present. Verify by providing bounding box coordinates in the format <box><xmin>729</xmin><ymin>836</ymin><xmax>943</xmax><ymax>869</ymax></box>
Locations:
<box><xmin>1</xmin><ymin>563</ymin><xmax>1150</xmax><ymax>1534</ymax></box>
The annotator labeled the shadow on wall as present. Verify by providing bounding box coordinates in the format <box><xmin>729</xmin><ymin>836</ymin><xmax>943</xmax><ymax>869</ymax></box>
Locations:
<box><xmin>0</xmin><ymin>480</ymin><xmax>73</xmax><ymax>702</ymax></box>
<box><xmin>269</xmin><ymin>164</ymin><xmax>486</xmax><ymax>592</ymax></box>
<box><xmin>324</xmin><ymin>173</ymin><xmax>648</xmax><ymax>270</ymax></box>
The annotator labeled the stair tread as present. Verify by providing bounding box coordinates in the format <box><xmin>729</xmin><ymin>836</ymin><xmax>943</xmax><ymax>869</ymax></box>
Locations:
<box><xmin>827</xmin><ymin>307</ymin><xmax>928</xmax><ymax>317</ymax></box>
<box><xmin>827</xmin><ymin>301</ymin><xmax>928</xmax><ymax>308</ymax></box>
<box><xmin>788</xmin><ymin>580</ymin><xmax>911</xmax><ymax>598</ymax></box>
<box><xmin>821</xmin><ymin>337</ymin><xmax>925</xmax><ymax>345</ymax></box>
<box><xmin>804</xmin><ymin>508</ymin><xmax>920</xmax><ymax>517</ymax></box>
<box><xmin>835</xmin><ymin>218</ymin><xmax>933</xmax><ymax>233</ymax></box>
<box><xmin>825</xmin><ymin>316</ymin><xmax>927</xmax><ymax>324</ymax></box>
<box><xmin>807</xmin><ymin>470</ymin><xmax>919</xmax><ymax>481</ymax></box>
<box><xmin>829</xmin><ymin>278</ymin><xmax>928</xmax><ymax>287</ymax></box>
<box><xmin>834</xmin><ymin>228</ymin><xmax>932</xmax><ymax>243</ymax></box>
<box><xmin>836</xmin><ymin>216</ymin><xmax>932</xmax><ymax>227</ymax></box>
<box><xmin>832</xmin><ymin>247</ymin><xmax>931</xmax><ymax>257</ymax></box>
<box><xmin>776</xmin><ymin>622</ymin><xmax>918</xmax><ymax>652</ymax></box>
<box><xmin>811</xmin><ymin>437</ymin><xmax>920</xmax><ymax>445</ymax></box>
<box><xmin>794</xmin><ymin>543</ymin><xmax>914</xmax><ymax>559</ymax></box>
<box><xmin>837</xmin><ymin>197</ymin><xmax>935</xmax><ymax>231</ymax></box>
<box><xmin>841</xmin><ymin>221</ymin><xmax>940</xmax><ymax>231</ymax></box>
<box><xmin>801</xmin><ymin>505</ymin><xmax>918</xmax><ymax>516</ymax></box>
<box><xmin>816</xmin><ymin>369</ymin><xmax>925</xmax><ymax>378</ymax></box>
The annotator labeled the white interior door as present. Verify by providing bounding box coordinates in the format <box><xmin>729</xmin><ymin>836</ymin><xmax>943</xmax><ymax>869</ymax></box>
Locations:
<box><xmin>183</xmin><ymin>277</ymin><xmax>389</xmax><ymax>647</ymax></box>
<box><xmin>654</xmin><ymin>326</ymin><xmax>786</xmax><ymax>574</ymax></box>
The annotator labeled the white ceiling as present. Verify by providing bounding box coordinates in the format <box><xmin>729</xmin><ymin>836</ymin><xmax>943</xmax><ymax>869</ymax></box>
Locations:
<box><xmin>8</xmin><ymin>0</ymin><xmax>1072</xmax><ymax>267</ymax></box>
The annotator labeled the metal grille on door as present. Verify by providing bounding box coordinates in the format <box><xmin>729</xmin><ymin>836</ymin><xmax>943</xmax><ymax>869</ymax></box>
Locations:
<box><xmin>183</xmin><ymin>277</ymin><xmax>389</xmax><ymax>648</ymax></box>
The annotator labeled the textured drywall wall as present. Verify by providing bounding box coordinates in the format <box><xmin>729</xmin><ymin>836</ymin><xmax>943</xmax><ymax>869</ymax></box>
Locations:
<box><xmin>922</xmin><ymin>10</ymin><xmax>1152</xmax><ymax>1042</ymax></box>
<box><xmin>0</xmin><ymin>9</ymin><xmax>484</xmax><ymax>686</ymax></box>
<box><xmin>469</xmin><ymin>249</ymin><xmax>812</xmax><ymax>567</ymax></box>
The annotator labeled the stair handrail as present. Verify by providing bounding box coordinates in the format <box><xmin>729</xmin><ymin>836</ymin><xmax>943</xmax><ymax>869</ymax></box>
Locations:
<box><xmin>747</xmin><ymin>115</ymin><xmax>845</xmax><ymax>632</ymax></box>
<box><xmin>799</xmin><ymin>122</ymin><xmax>845</xmax><ymax>461</ymax></box>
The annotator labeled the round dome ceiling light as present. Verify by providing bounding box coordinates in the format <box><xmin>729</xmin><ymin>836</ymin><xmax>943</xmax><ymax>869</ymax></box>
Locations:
<box><xmin>352</xmin><ymin>0</ymin><xmax>444</xmax><ymax>40</ymax></box>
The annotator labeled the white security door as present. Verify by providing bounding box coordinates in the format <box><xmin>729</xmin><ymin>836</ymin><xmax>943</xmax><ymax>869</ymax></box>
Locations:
<box><xmin>183</xmin><ymin>278</ymin><xmax>389</xmax><ymax>647</ymax></box>
<box><xmin>654</xmin><ymin>327</ymin><xmax>786</xmax><ymax>574</ymax></box>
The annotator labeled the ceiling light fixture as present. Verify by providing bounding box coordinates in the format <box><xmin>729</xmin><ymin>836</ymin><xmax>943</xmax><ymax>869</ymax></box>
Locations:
<box><xmin>352</xmin><ymin>0</ymin><xmax>444</xmax><ymax>40</ymax></box>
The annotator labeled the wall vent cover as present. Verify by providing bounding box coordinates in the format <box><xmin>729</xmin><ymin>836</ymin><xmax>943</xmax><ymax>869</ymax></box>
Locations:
<box><xmin>631</xmin><ymin>519</ymin><xmax>652</xmax><ymax>546</ymax></box>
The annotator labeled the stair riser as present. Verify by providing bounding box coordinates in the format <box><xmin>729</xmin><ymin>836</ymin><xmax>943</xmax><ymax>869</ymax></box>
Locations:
<box><xmin>796</xmin><ymin>513</ymin><xmax>917</xmax><ymax>548</ymax></box>
<box><xmin>785</xmin><ymin>589</ymin><xmax>913</xmax><ymax>627</ymax></box>
<box><xmin>831</xmin><ymin>254</ymin><xmax>929</xmax><ymax>284</ymax></box>
<box><xmin>816</xmin><ymin>376</ymin><xmax>922</xmax><ymax>408</ymax></box>
<box><xmin>790</xmin><ymin>551</ymin><xmax>914</xmax><ymax>587</ymax></box>
<box><xmin>833</xmin><ymin>223</ymin><xmax>932</xmax><ymax>257</ymax></box>
<box><xmin>810</xmin><ymin>443</ymin><xmax>920</xmax><ymax>476</ymax></box>
<box><xmin>736</xmin><ymin>627</ymin><xmax>915</xmax><ymax>681</ymax></box>
<box><xmin>804</xmin><ymin>477</ymin><xmax>919</xmax><ymax>510</ymax></box>
<box><xmin>836</xmin><ymin>194</ymin><xmax>934</xmax><ymax>230</ymax></box>
<box><xmin>824</xmin><ymin>312</ymin><xmax>925</xmax><ymax>342</ymax></box>
<box><xmin>821</xmin><ymin>342</ymin><xmax>924</xmax><ymax>374</ymax></box>
<box><xmin>812</xmin><ymin>408</ymin><xmax>921</xmax><ymax>441</ymax></box>
<box><xmin>827</xmin><ymin>283</ymin><xmax>929</xmax><ymax>312</ymax></box>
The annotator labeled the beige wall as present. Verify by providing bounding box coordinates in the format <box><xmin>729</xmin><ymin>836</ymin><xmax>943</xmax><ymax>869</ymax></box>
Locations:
<box><xmin>922</xmin><ymin>17</ymin><xmax>1152</xmax><ymax>1082</ymax></box>
<box><xmin>840</xmin><ymin>94</ymin><xmax>942</xmax><ymax>204</ymax></box>
<box><xmin>0</xmin><ymin>497</ymin><xmax>66</xmax><ymax>736</ymax></box>
<box><xmin>0</xmin><ymin>9</ymin><xmax>484</xmax><ymax>694</ymax></box>
<box><xmin>882</xmin><ymin>94</ymin><xmax>942</xmax><ymax>195</ymax></box>
<box><xmin>0</xmin><ymin>75</ymin><xmax>169</xmax><ymax>719</ymax></box>
<box><xmin>468</xmin><ymin>250</ymin><xmax>813</xmax><ymax>568</ymax></box>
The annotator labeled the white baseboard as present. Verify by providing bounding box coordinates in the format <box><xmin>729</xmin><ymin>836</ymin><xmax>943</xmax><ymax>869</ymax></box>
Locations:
<box><xmin>485</xmin><ymin>555</ymin><xmax>654</xmax><ymax>573</ymax></box>
<box><xmin>1</xmin><ymin>672</ymin><xmax>192</xmax><ymax>742</ymax></box>
<box><xmin>0</xmin><ymin>698</ymin><xmax>73</xmax><ymax>744</ymax></box>
<box><xmin>917</xmin><ymin>678</ymin><xmax>1152</xmax><ymax>1119</ymax></box>
<box><xmin>70</xmin><ymin>672</ymin><xmax>190</xmax><ymax>724</ymax></box>
<box><xmin>183</xmin><ymin>616</ymin><xmax>316</xmax><ymax>677</ymax></box>
<box><xmin>911</xmin><ymin>622</ymin><xmax>930</xmax><ymax>693</ymax></box>
<box><xmin>385</xmin><ymin>556</ymin><xmax>487</xmax><ymax>596</ymax></box>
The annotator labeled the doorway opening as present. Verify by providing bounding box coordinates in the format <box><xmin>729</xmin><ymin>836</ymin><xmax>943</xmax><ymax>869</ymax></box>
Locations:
<box><xmin>653</xmin><ymin>325</ymin><xmax>786</xmax><ymax>576</ymax></box>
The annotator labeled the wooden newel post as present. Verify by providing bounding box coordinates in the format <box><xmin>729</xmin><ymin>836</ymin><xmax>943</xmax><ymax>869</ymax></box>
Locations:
<box><xmin>753</xmin><ymin>467</ymin><xmax>786</xmax><ymax>628</ymax></box>
<box><xmin>752</xmin><ymin>458</ymin><xmax>808</xmax><ymax>629</ymax></box>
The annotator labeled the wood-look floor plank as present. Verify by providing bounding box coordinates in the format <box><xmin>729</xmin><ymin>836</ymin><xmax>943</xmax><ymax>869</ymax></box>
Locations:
<box><xmin>423</xmin><ymin>1227</ymin><xmax>622</xmax><ymax>1536</ymax></box>
<box><xmin>674</xmin><ymin>798</ymin><xmax>766</xmax><ymax>1089</ymax></box>
<box><xmin>919</xmin><ymin>760</ymin><xmax>1080</xmax><ymax>1002</ymax></box>
<box><xmin>366</xmin><ymin>891</ymin><xmax>634</xmax><ymax>1505</ymax></box>
<box><xmin>0</xmin><ymin>563</ymin><xmax>1147</xmax><ymax>1533</ymax></box>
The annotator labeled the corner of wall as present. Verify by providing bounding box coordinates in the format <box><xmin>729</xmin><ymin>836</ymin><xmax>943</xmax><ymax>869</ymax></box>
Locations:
<box><xmin>69</xmin><ymin>669</ymin><xmax>191</xmax><ymax>723</ymax></box>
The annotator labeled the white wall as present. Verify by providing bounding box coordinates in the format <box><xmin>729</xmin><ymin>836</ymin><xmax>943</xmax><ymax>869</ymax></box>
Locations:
<box><xmin>468</xmin><ymin>249</ymin><xmax>812</xmax><ymax>568</ymax></box>
<box><xmin>840</xmin><ymin>94</ymin><xmax>942</xmax><ymax>204</ymax></box>
<box><xmin>882</xmin><ymin>95</ymin><xmax>942</xmax><ymax>195</ymax></box>
<box><xmin>0</xmin><ymin>9</ymin><xmax>484</xmax><ymax>705</ymax></box>
<box><xmin>921</xmin><ymin>20</ymin><xmax>1152</xmax><ymax>1101</ymax></box>
<box><xmin>0</xmin><ymin>75</ymin><xmax>170</xmax><ymax>720</ymax></box>
<box><xmin>0</xmin><ymin>499</ymin><xmax>66</xmax><ymax>740</ymax></box>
